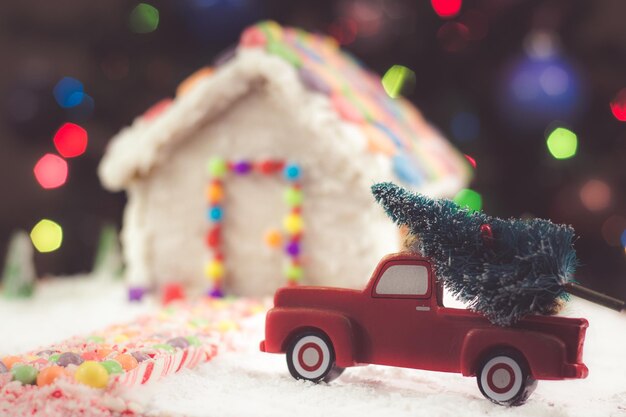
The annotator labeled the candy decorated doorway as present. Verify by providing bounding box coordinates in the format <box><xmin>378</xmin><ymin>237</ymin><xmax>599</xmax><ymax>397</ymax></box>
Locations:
<box><xmin>205</xmin><ymin>158</ymin><xmax>304</xmax><ymax>297</ymax></box>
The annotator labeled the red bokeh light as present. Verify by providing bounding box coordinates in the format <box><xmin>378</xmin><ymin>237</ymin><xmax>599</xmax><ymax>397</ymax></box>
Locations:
<box><xmin>610</xmin><ymin>88</ymin><xmax>626</xmax><ymax>122</ymax></box>
<box><xmin>34</xmin><ymin>154</ymin><xmax>68</xmax><ymax>189</ymax></box>
<box><xmin>459</xmin><ymin>10</ymin><xmax>488</xmax><ymax>40</ymax></box>
<box><xmin>437</xmin><ymin>22</ymin><xmax>470</xmax><ymax>52</ymax></box>
<box><xmin>328</xmin><ymin>19</ymin><xmax>358</xmax><ymax>45</ymax></box>
<box><xmin>464</xmin><ymin>154</ymin><xmax>477</xmax><ymax>169</ymax></box>
<box><xmin>579</xmin><ymin>179</ymin><xmax>611</xmax><ymax>212</ymax></box>
<box><xmin>53</xmin><ymin>123</ymin><xmax>88</xmax><ymax>158</ymax></box>
<box><xmin>431</xmin><ymin>0</ymin><xmax>462</xmax><ymax>19</ymax></box>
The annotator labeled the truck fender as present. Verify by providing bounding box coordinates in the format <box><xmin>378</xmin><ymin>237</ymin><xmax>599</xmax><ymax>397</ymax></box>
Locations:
<box><xmin>264</xmin><ymin>307</ymin><xmax>357</xmax><ymax>368</ymax></box>
<box><xmin>460</xmin><ymin>328</ymin><xmax>566</xmax><ymax>379</ymax></box>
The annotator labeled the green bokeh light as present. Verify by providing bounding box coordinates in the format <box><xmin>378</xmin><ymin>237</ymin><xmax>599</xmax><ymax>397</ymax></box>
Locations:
<box><xmin>381</xmin><ymin>65</ymin><xmax>416</xmax><ymax>98</ymax></box>
<box><xmin>129</xmin><ymin>3</ymin><xmax>159</xmax><ymax>34</ymax></box>
<box><xmin>453</xmin><ymin>189</ymin><xmax>483</xmax><ymax>212</ymax></box>
<box><xmin>30</xmin><ymin>219</ymin><xmax>63</xmax><ymax>253</ymax></box>
<box><xmin>546</xmin><ymin>127</ymin><xmax>577</xmax><ymax>159</ymax></box>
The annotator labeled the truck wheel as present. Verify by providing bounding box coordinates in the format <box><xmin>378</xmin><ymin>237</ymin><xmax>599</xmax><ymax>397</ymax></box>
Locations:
<box><xmin>286</xmin><ymin>332</ymin><xmax>339</xmax><ymax>383</ymax></box>
<box><xmin>477</xmin><ymin>351</ymin><xmax>537</xmax><ymax>406</ymax></box>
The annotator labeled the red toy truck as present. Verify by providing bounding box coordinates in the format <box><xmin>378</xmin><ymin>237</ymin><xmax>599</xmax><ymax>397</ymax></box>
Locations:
<box><xmin>260</xmin><ymin>253</ymin><xmax>588</xmax><ymax>406</ymax></box>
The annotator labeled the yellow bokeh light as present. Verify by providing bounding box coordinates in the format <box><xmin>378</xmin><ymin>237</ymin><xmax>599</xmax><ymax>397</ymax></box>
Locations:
<box><xmin>30</xmin><ymin>219</ymin><xmax>63</xmax><ymax>253</ymax></box>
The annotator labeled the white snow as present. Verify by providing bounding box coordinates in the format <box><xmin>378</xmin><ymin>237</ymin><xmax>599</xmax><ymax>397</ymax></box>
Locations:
<box><xmin>0</xmin><ymin>276</ymin><xmax>152</xmax><ymax>355</ymax></box>
<box><xmin>1</xmin><ymin>277</ymin><xmax>625</xmax><ymax>417</ymax></box>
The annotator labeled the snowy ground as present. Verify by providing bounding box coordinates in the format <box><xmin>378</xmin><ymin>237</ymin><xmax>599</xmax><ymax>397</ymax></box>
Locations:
<box><xmin>1</xmin><ymin>277</ymin><xmax>625</xmax><ymax>417</ymax></box>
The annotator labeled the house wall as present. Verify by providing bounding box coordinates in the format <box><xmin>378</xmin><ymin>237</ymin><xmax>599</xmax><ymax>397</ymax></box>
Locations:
<box><xmin>124</xmin><ymin>84</ymin><xmax>400</xmax><ymax>296</ymax></box>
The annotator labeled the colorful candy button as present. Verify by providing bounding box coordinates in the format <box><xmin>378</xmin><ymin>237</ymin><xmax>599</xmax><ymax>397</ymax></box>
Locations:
<box><xmin>100</xmin><ymin>360</ymin><xmax>124</xmax><ymax>375</ymax></box>
<box><xmin>207</xmin><ymin>206</ymin><xmax>223</xmax><ymax>222</ymax></box>
<box><xmin>57</xmin><ymin>352</ymin><xmax>84</xmax><ymax>367</ymax></box>
<box><xmin>331</xmin><ymin>93</ymin><xmax>365</xmax><ymax>124</ymax></box>
<box><xmin>2</xmin><ymin>356</ymin><xmax>23</xmax><ymax>370</ymax></box>
<box><xmin>12</xmin><ymin>365</ymin><xmax>38</xmax><ymax>385</ymax></box>
<box><xmin>240</xmin><ymin>26</ymin><xmax>267</xmax><ymax>48</ymax></box>
<box><xmin>74</xmin><ymin>361</ymin><xmax>109</xmax><ymax>389</ymax></box>
<box><xmin>283</xmin><ymin>213</ymin><xmax>304</xmax><ymax>234</ymax></box>
<box><xmin>284</xmin><ymin>187</ymin><xmax>303</xmax><ymax>206</ymax></box>
<box><xmin>185</xmin><ymin>336</ymin><xmax>202</xmax><ymax>347</ymax></box>
<box><xmin>152</xmin><ymin>344</ymin><xmax>176</xmax><ymax>353</ymax></box>
<box><xmin>114</xmin><ymin>354</ymin><xmax>139</xmax><ymax>371</ymax></box>
<box><xmin>285</xmin><ymin>264</ymin><xmax>304</xmax><ymax>281</ymax></box>
<box><xmin>36</xmin><ymin>366</ymin><xmax>67</xmax><ymax>387</ymax></box>
<box><xmin>283</xmin><ymin>164</ymin><xmax>301</xmax><ymax>181</ymax></box>
<box><xmin>207</xmin><ymin>158</ymin><xmax>228</xmax><ymax>178</ymax></box>
<box><xmin>177</xmin><ymin>67</ymin><xmax>214</xmax><ymax>97</ymax></box>
<box><xmin>167</xmin><ymin>337</ymin><xmax>190</xmax><ymax>349</ymax></box>
<box><xmin>266</xmin><ymin>42</ymin><xmax>301</xmax><ymax>67</ymax></box>
<box><xmin>130</xmin><ymin>352</ymin><xmax>150</xmax><ymax>363</ymax></box>
<box><xmin>206</xmin><ymin>182</ymin><xmax>224</xmax><ymax>203</ymax></box>
<box><xmin>298</xmin><ymin>68</ymin><xmax>331</xmax><ymax>95</ymax></box>
<box><xmin>264</xmin><ymin>229</ymin><xmax>282</xmax><ymax>248</ymax></box>
<box><xmin>206</xmin><ymin>226</ymin><xmax>221</xmax><ymax>248</ymax></box>
<box><xmin>205</xmin><ymin>260</ymin><xmax>224</xmax><ymax>280</ymax></box>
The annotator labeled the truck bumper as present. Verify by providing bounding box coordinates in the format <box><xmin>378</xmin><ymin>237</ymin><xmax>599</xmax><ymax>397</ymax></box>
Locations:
<box><xmin>259</xmin><ymin>340</ymin><xmax>266</xmax><ymax>352</ymax></box>
<box><xmin>563</xmin><ymin>363</ymin><xmax>588</xmax><ymax>379</ymax></box>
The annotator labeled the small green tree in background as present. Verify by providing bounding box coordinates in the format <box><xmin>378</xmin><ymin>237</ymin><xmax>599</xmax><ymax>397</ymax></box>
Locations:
<box><xmin>372</xmin><ymin>182</ymin><xmax>577</xmax><ymax>326</ymax></box>
<box><xmin>92</xmin><ymin>224</ymin><xmax>124</xmax><ymax>278</ymax></box>
<box><xmin>2</xmin><ymin>231</ymin><xmax>36</xmax><ymax>298</ymax></box>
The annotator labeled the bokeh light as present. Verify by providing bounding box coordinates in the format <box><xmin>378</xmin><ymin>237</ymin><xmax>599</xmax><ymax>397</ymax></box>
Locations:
<box><xmin>33</xmin><ymin>154</ymin><xmax>68</xmax><ymax>189</ymax></box>
<box><xmin>431</xmin><ymin>0</ymin><xmax>462</xmax><ymax>19</ymax></box>
<box><xmin>30</xmin><ymin>219</ymin><xmax>63</xmax><ymax>253</ymax></box>
<box><xmin>437</xmin><ymin>22</ymin><xmax>469</xmax><ymax>52</ymax></box>
<box><xmin>381</xmin><ymin>65</ymin><xmax>416</xmax><ymax>98</ymax></box>
<box><xmin>460</xmin><ymin>10</ymin><xmax>488</xmax><ymax>41</ymax></box>
<box><xmin>66</xmin><ymin>93</ymin><xmax>95</xmax><ymax>121</ymax></box>
<box><xmin>53</xmin><ymin>123</ymin><xmax>88</xmax><ymax>158</ymax></box>
<box><xmin>601</xmin><ymin>216</ymin><xmax>626</xmax><ymax>246</ymax></box>
<box><xmin>546</xmin><ymin>127</ymin><xmax>577</xmax><ymax>159</ymax></box>
<box><xmin>609</xmin><ymin>88</ymin><xmax>626</xmax><ymax>122</ymax></box>
<box><xmin>453</xmin><ymin>188</ymin><xmax>482</xmax><ymax>212</ymax></box>
<box><xmin>464</xmin><ymin>154</ymin><xmax>477</xmax><ymax>169</ymax></box>
<box><xmin>53</xmin><ymin>77</ymin><xmax>84</xmax><ymax>108</ymax></box>
<box><xmin>129</xmin><ymin>3</ymin><xmax>159</xmax><ymax>34</ymax></box>
<box><xmin>524</xmin><ymin>30</ymin><xmax>557</xmax><ymax>59</ymax></box>
<box><xmin>579</xmin><ymin>179</ymin><xmax>611</xmax><ymax>212</ymax></box>
<box><xmin>539</xmin><ymin>65</ymin><xmax>569</xmax><ymax>96</ymax></box>
<box><xmin>328</xmin><ymin>19</ymin><xmax>358</xmax><ymax>45</ymax></box>
<box><xmin>498</xmin><ymin>55</ymin><xmax>581</xmax><ymax>129</ymax></box>
<box><xmin>450</xmin><ymin>111</ymin><xmax>480</xmax><ymax>142</ymax></box>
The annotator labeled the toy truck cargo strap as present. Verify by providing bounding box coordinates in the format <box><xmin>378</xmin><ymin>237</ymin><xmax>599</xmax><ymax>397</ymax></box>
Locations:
<box><xmin>260</xmin><ymin>253</ymin><xmax>588</xmax><ymax>406</ymax></box>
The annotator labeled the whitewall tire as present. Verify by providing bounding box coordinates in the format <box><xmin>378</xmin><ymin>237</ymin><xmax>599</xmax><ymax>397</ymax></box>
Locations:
<box><xmin>287</xmin><ymin>332</ymin><xmax>341</xmax><ymax>383</ymax></box>
<box><xmin>477</xmin><ymin>351</ymin><xmax>537</xmax><ymax>406</ymax></box>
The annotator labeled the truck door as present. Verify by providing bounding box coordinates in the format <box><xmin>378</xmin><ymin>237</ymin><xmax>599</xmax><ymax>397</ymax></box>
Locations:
<box><xmin>367</xmin><ymin>260</ymin><xmax>434</xmax><ymax>369</ymax></box>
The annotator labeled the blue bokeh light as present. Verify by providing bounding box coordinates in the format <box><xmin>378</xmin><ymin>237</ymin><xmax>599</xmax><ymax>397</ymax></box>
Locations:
<box><xmin>53</xmin><ymin>77</ymin><xmax>84</xmax><ymax>108</ymax></box>
<box><xmin>497</xmin><ymin>55</ymin><xmax>583</xmax><ymax>130</ymax></box>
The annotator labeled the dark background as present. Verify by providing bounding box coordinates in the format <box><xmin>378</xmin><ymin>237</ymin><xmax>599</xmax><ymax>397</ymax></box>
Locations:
<box><xmin>1</xmin><ymin>0</ymin><xmax>625</xmax><ymax>299</ymax></box>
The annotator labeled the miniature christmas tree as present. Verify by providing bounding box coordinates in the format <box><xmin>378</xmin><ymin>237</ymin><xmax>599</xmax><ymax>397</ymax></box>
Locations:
<box><xmin>372</xmin><ymin>182</ymin><xmax>577</xmax><ymax>326</ymax></box>
<box><xmin>2</xmin><ymin>231</ymin><xmax>36</xmax><ymax>298</ymax></box>
<box><xmin>92</xmin><ymin>224</ymin><xmax>124</xmax><ymax>278</ymax></box>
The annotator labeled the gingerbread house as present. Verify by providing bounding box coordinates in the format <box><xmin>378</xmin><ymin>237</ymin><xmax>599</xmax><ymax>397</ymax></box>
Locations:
<box><xmin>98</xmin><ymin>21</ymin><xmax>471</xmax><ymax>298</ymax></box>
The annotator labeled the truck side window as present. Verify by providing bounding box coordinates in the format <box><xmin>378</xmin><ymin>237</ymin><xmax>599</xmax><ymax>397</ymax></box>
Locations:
<box><xmin>375</xmin><ymin>264</ymin><xmax>429</xmax><ymax>296</ymax></box>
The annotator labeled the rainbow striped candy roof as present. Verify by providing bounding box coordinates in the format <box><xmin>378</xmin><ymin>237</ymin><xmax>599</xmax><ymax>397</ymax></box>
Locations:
<box><xmin>137</xmin><ymin>21</ymin><xmax>470</xmax><ymax>193</ymax></box>
<box><xmin>233</xmin><ymin>21</ymin><xmax>471</xmax><ymax>190</ymax></box>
